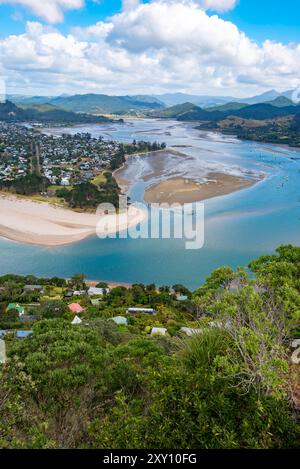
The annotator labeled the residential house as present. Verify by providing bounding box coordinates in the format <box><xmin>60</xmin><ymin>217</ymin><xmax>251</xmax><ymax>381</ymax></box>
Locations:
<box><xmin>127</xmin><ymin>308</ymin><xmax>157</xmax><ymax>315</ymax></box>
<box><xmin>23</xmin><ymin>285</ymin><xmax>44</xmax><ymax>293</ymax></box>
<box><xmin>20</xmin><ymin>315</ymin><xmax>38</xmax><ymax>323</ymax></box>
<box><xmin>88</xmin><ymin>287</ymin><xmax>109</xmax><ymax>296</ymax></box>
<box><xmin>64</xmin><ymin>291</ymin><xmax>74</xmax><ymax>298</ymax></box>
<box><xmin>68</xmin><ymin>303</ymin><xmax>85</xmax><ymax>314</ymax></box>
<box><xmin>91</xmin><ymin>298</ymin><xmax>101</xmax><ymax>307</ymax></box>
<box><xmin>71</xmin><ymin>315</ymin><xmax>82</xmax><ymax>325</ymax></box>
<box><xmin>0</xmin><ymin>338</ymin><xmax>6</xmax><ymax>364</ymax></box>
<box><xmin>7</xmin><ymin>303</ymin><xmax>25</xmax><ymax>317</ymax></box>
<box><xmin>151</xmin><ymin>327</ymin><xmax>167</xmax><ymax>337</ymax></box>
<box><xmin>110</xmin><ymin>316</ymin><xmax>128</xmax><ymax>326</ymax></box>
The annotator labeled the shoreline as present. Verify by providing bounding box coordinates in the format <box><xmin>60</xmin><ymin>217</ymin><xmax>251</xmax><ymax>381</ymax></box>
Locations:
<box><xmin>196</xmin><ymin>126</ymin><xmax>300</xmax><ymax>152</ymax></box>
<box><xmin>85</xmin><ymin>279</ymin><xmax>132</xmax><ymax>289</ymax></box>
<box><xmin>0</xmin><ymin>194</ymin><xmax>147</xmax><ymax>247</ymax></box>
<box><xmin>256</xmin><ymin>146</ymin><xmax>290</xmax><ymax>155</ymax></box>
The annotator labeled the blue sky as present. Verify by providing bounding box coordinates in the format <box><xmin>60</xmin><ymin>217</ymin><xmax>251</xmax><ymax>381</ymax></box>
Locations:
<box><xmin>224</xmin><ymin>0</ymin><xmax>300</xmax><ymax>43</ymax></box>
<box><xmin>1</xmin><ymin>0</ymin><xmax>300</xmax><ymax>96</ymax></box>
<box><xmin>0</xmin><ymin>1</ymin><xmax>124</xmax><ymax>36</ymax></box>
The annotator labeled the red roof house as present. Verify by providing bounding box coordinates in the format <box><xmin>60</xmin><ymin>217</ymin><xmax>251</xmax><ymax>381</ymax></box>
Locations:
<box><xmin>68</xmin><ymin>303</ymin><xmax>84</xmax><ymax>314</ymax></box>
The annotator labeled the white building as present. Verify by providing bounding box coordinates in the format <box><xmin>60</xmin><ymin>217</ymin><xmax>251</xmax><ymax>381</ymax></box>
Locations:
<box><xmin>127</xmin><ymin>308</ymin><xmax>156</xmax><ymax>315</ymax></box>
<box><xmin>88</xmin><ymin>287</ymin><xmax>109</xmax><ymax>296</ymax></box>
<box><xmin>110</xmin><ymin>316</ymin><xmax>128</xmax><ymax>326</ymax></box>
<box><xmin>73</xmin><ymin>290</ymin><xmax>87</xmax><ymax>296</ymax></box>
<box><xmin>71</xmin><ymin>315</ymin><xmax>82</xmax><ymax>325</ymax></box>
<box><xmin>0</xmin><ymin>339</ymin><xmax>6</xmax><ymax>364</ymax></box>
<box><xmin>151</xmin><ymin>327</ymin><xmax>167</xmax><ymax>337</ymax></box>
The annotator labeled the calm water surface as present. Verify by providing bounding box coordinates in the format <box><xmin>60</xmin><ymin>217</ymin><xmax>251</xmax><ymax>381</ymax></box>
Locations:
<box><xmin>1</xmin><ymin>119</ymin><xmax>300</xmax><ymax>289</ymax></box>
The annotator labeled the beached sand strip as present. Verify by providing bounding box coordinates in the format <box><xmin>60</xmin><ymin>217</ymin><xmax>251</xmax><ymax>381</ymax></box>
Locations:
<box><xmin>256</xmin><ymin>146</ymin><xmax>289</xmax><ymax>155</ymax></box>
<box><xmin>0</xmin><ymin>195</ymin><xmax>147</xmax><ymax>247</ymax></box>
<box><xmin>144</xmin><ymin>172</ymin><xmax>258</xmax><ymax>205</ymax></box>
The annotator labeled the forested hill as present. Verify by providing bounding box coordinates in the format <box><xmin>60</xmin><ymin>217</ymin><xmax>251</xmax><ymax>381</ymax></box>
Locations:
<box><xmin>0</xmin><ymin>100</ymin><xmax>113</xmax><ymax>123</ymax></box>
<box><xmin>0</xmin><ymin>245</ymin><xmax>299</xmax><ymax>449</ymax></box>
<box><xmin>50</xmin><ymin>94</ymin><xmax>164</xmax><ymax>114</ymax></box>
<box><xmin>154</xmin><ymin>101</ymin><xmax>300</xmax><ymax>121</ymax></box>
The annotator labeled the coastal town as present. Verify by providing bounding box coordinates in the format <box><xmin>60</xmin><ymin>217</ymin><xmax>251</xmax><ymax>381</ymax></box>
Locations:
<box><xmin>0</xmin><ymin>122</ymin><xmax>166</xmax><ymax>190</ymax></box>
<box><xmin>0</xmin><ymin>122</ymin><xmax>122</xmax><ymax>187</ymax></box>
<box><xmin>0</xmin><ymin>0</ymin><xmax>299</xmax><ymax>455</ymax></box>
<box><xmin>0</xmin><ymin>272</ymin><xmax>193</xmax><ymax>365</ymax></box>
<box><xmin>0</xmin><ymin>246</ymin><xmax>299</xmax><ymax>451</ymax></box>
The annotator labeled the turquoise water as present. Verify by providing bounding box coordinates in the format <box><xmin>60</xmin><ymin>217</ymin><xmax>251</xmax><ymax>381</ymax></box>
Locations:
<box><xmin>1</xmin><ymin>119</ymin><xmax>300</xmax><ymax>290</ymax></box>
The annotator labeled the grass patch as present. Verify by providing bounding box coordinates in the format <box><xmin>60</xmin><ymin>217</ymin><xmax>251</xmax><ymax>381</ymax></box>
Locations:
<box><xmin>91</xmin><ymin>171</ymin><xmax>107</xmax><ymax>187</ymax></box>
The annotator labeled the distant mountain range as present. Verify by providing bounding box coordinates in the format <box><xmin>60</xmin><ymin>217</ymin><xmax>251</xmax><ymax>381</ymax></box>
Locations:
<box><xmin>7</xmin><ymin>89</ymin><xmax>298</xmax><ymax>116</ymax></box>
<box><xmin>207</xmin><ymin>96</ymin><xmax>294</xmax><ymax>113</ymax></box>
<box><xmin>153</xmin><ymin>99</ymin><xmax>300</xmax><ymax>122</ymax></box>
<box><xmin>151</xmin><ymin>92</ymin><xmax>235</xmax><ymax>107</ymax></box>
<box><xmin>10</xmin><ymin>94</ymin><xmax>164</xmax><ymax>116</ymax></box>
<box><xmin>152</xmin><ymin>89</ymin><xmax>296</xmax><ymax>108</ymax></box>
<box><xmin>2</xmin><ymin>89</ymin><xmax>300</xmax><ymax>125</ymax></box>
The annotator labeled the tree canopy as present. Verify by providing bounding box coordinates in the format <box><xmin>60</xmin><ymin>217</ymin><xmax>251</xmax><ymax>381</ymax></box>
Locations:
<box><xmin>0</xmin><ymin>245</ymin><xmax>299</xmax><ymax>449</ymax></box>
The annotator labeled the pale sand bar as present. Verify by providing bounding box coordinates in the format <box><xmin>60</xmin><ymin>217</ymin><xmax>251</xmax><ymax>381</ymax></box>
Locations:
<box><xmin>144</xmin><ymin>172</ymin><xmax>257</xmax><ymax>205</ymax></box>
<box><xmin>256</xmin><ymin>146</ymin><xmax>289</xmax><ymax>155</ymax></box>
<box><xmin>0</xmin><ymin>195</ymin><xmax>147</xmax><ymax>247</ymax></box>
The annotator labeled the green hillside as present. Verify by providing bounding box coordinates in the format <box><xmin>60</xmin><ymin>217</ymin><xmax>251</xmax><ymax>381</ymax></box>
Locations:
<box><xmin>0</xmin><ymin>100</ymin><xmax>112</xmax><ymax>123</ymax></box>
<box><xmin>19</xmin><ymin>103</ymin><xmax>62</xmax><ymax>113</ymax></box>
<box><xmin>266</xmin><ymin>96</ymin><xmax>295</xmax><ymax>107</ymax></box>
<box><xmin>50</xmin><ymin>94</ymin><xmax>164</xmax><ymax>114</ymax></box>
<box><xmin>0</xmin><ymin>245</ymin><xmax>299</xmax><ymax>448</ymax></box>
<box><xmin>207</xmin><ymin>102</ymin><xmax>249</xmax><ymax>112</ymax></box>
<box><xmin>154</xmin><ymin>102</ymin><xmax>205</xmax><ymax>118</ymax></box>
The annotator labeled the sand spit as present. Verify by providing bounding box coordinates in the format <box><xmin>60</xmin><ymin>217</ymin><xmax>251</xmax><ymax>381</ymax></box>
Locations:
<box><xmin>144</xmin><ymin>173</ymin><xmax>258</xmax><ymax>205</ymax></box>
<box><xmin>0</xmin><ymin>195</ymin><xmax>146</xmax><ymax>246</ymax></box>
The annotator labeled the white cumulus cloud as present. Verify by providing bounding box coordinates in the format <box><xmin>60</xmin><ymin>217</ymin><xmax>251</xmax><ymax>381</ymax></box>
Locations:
<box><xmin>197</xmin><ymin>0</ymin><xmax>238</xmax><ymax>11</ymax></box>
<box><xmin>0</xmin><ymin>1</ymin><xmax>300</xmax><ymax>96</ymax></box>
<box><xmin>147</xmin><ymin>0</ymin><xmax>238</xmax><ymax>12</ymax></box>
<box><xmin>0</xmin><ymin>0</ymin><xmax>84</xmax><ymax>23</ymax></box>
<box><xmin>122</xmin><ymin>0</ymin><xmax>141</xmax><ymax>11</ymax></box>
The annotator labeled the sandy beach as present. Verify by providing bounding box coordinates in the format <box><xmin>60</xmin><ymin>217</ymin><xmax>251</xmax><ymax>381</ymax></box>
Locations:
<box><xmin>86</xmin><ymin>279</ymin><xmax>132</xmax><ymax>289</ymax></box>
<box><xmin>0</xmin><ymin>195</ymin><xmax>147</xmax><ymax>247</ymax></box>
<box><xmin>144</xmin><ymin>172</ymin><xmax>258</xmax><ymax>205</ymax></box>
